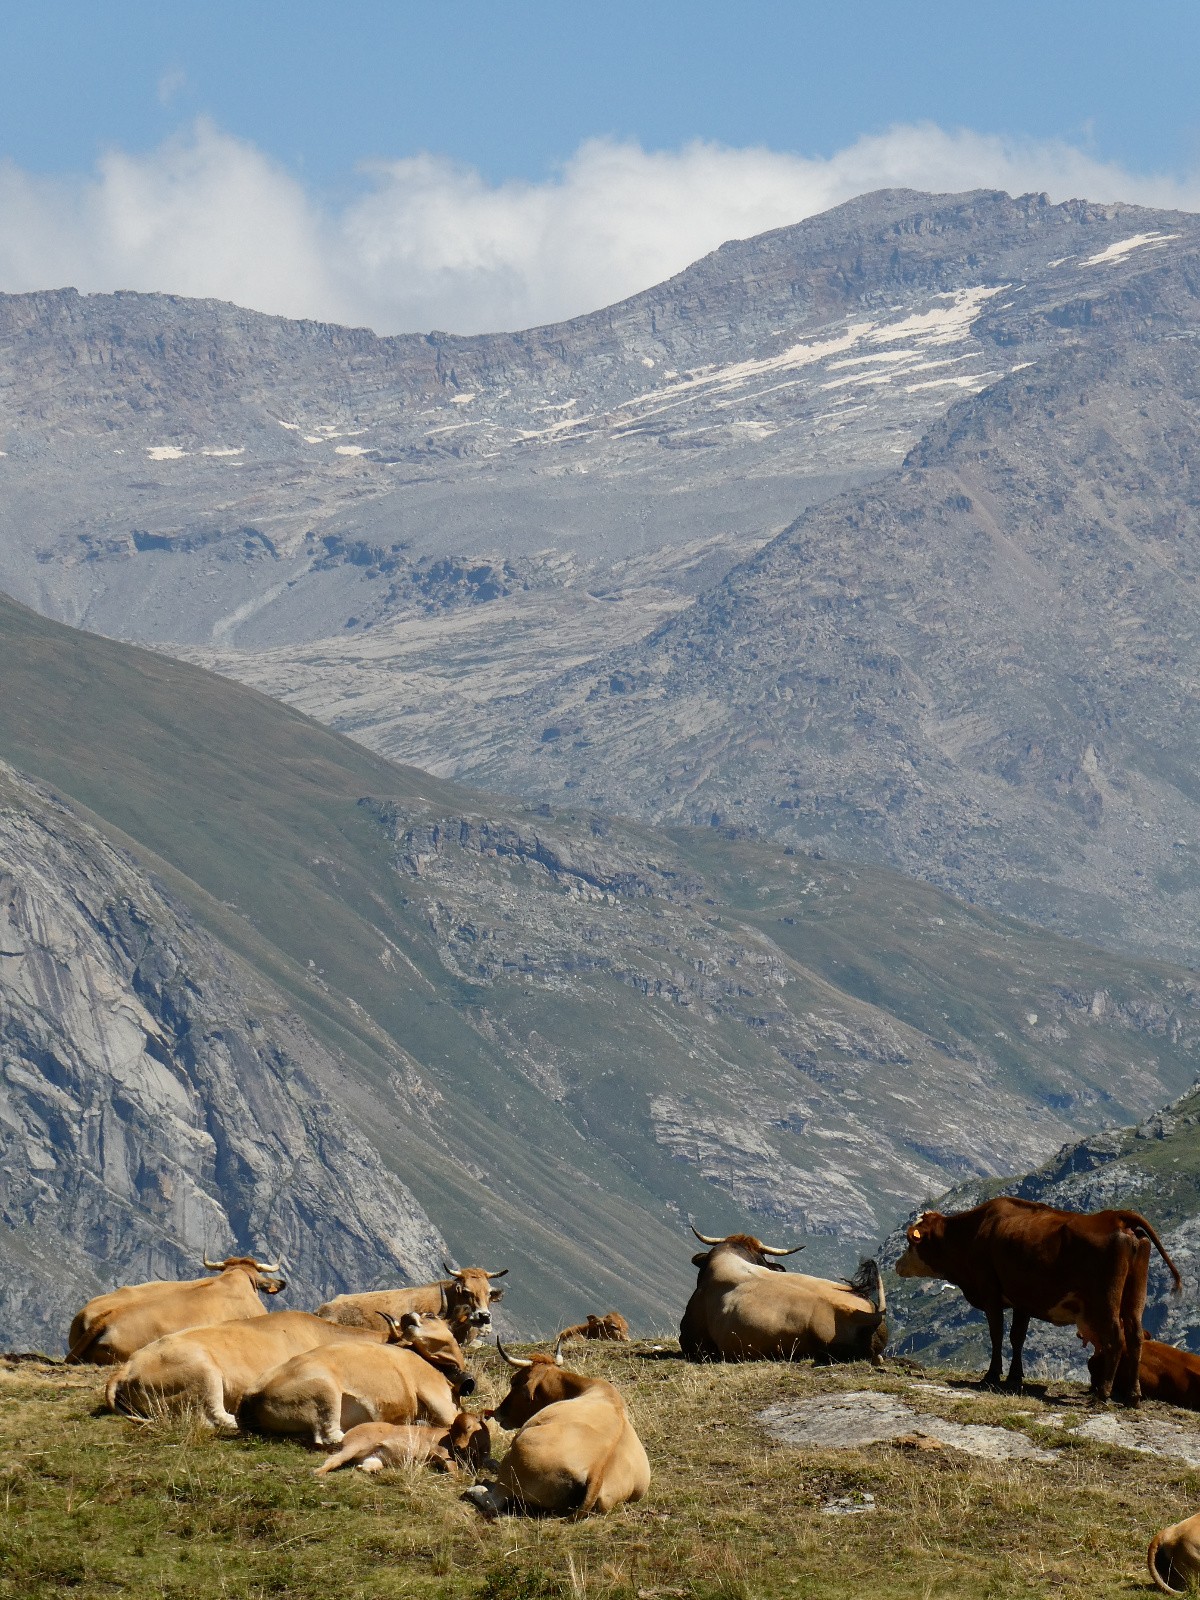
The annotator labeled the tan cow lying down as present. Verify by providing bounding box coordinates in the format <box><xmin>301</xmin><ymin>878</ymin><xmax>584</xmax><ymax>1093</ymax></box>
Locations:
<box><xmin>463</xmin><ymin>1342</ymin><xmax>650</xmax><ymax>1519</ymax></box>
<box><xmin>106</xmin><ymin>1310</ymin><xmax>386</xmax><ymax>1429</ymax></box>
<box><xmin>314</xmin><ymin>1413</ymin><xmax>491</xmax><ymax>1476</ymax></box>
<box><xmin>318</xmin><ymin>1263</ymin><xmax>507</xmax><ymax>1346</ymax></box>
<box><xmin>240</xmin><ymin>1312</ymin><xmax>473</xmax><ymax>1447</ymax></box>
<box><xmin>680</xmin><ymin>1228</ymin><xmax>887</xmax><ymax>1363</ymax></box>
<box><xmin>556</xmin><ymin>1312</ymin><xmax>631</xmax><ymax>1344</ymax></box>
<box><xmin>67</xmin><ymin>1256</ymin><xmax>285</xmax><ymax>1365</ymax></box>
<box><xmin>1149</xmin><ymin>1511</ymin><xmax>1200</xmax><ymax>1593</ymax></box>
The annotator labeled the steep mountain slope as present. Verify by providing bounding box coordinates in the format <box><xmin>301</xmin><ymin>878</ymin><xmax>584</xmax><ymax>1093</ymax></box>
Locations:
<box><xmin>0</xmin><ymin>761</ymin><xmax>443</xmax><ymax>1349</ymax></box>
<box><xmin>3</xmin><ymin>592</ymin><xmax>1200</xmax><ymax>1342</ymax></box>
<box><xmin>457</xmin><ymin>238</ymin><xmax>1200</xmax><ymax>962</ymax></box>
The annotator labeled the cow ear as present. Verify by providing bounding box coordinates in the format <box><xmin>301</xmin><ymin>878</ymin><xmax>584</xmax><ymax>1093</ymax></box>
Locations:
<box><xmin>489</xmin><ymin>1287</ymin><xmax>505</xmax><ymax>1302</ymax></box>
<box><xmin>691</xmin><ymin>1251</ymin><xmax>708</xmax><ymax>1267</ymax></box>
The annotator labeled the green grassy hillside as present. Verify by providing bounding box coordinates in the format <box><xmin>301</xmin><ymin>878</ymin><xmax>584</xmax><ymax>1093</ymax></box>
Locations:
<box><xmin>4</xmin><ymin>589</ymin><xmax>1200</xmax><ymax>1333</ymax></box>
<box><xmin>3</xmin><ymin>1345</ymin><xmax>1198</xmax><ymax>1600</ymax></box>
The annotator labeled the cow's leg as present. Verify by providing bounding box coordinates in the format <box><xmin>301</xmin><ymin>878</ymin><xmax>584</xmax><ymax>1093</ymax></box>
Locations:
<box><xmin>1088</xmin><ymin>1313</ymin><xmax>1124</xmax><ymax>1402</ymax></box>
<box><xmin>1005</xmin><ymin>1309</ymin><xmax>1030</xmax><ymax>1391</ymax></box>
<box><xmin>312</xmin><ymin>1384</ymin><xmax>344</xmax><ymax>1449</ymax></box>
<box><xmin>981</xmin><ymin>1304</ymin><xmax>1006</xmax><ymax>1387</ymax></box>
<box><xmin>1116</xmin><ymin>1237</ymin><xmax>1151</xmax><ymax>1406</ymax></box>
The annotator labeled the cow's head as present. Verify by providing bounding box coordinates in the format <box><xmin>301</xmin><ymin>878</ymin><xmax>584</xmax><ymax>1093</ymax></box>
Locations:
<box><xmin>689</xmin><ymin>1226</ymin><xmax>805</xmax><ymax>1274</ymax></box>
<box><xmin>446</xmin><ymin>1410</ymin><xmax>492</xmax><ymax>1471</ymax></box>
<box><xmin>441</xmin><ymin>1263</ymin><xmax>507</xmax><ymax>1334</ymax></box>
<box><xmin>202</xmin><ymin>1255</ymin><xmax>287</xmax><ymax>1294</ymax></box>
<box><xmin>382</xmin><ymin>1311</ymin><xmax>475</xmax><ymax>1397</ymax></box>
<box><xmin>590</xmin><ymin>1312</ymin><xmax>631</xmax><ymax>1341</ymax></box>
<box><xmin>894</xmin><ymin>1212</ymin><xmax>947</xmax><ymax>1279</ymax></box>
<box><xmin>487</xmin><ymin>1340</ymin><xmax>582</xmax><ymax>1429</ymax></box>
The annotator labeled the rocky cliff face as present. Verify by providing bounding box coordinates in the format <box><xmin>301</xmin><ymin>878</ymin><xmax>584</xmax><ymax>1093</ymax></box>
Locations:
<box><xmin>0</xmin><ymin>761</ymin><xmax>443</xmax><ymax>1350</ymax></box>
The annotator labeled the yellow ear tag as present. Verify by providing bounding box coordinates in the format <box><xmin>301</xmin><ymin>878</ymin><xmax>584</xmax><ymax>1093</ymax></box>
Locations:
<box><xmin>912</xmin><ymin>1228</ymin><xmax>921</xmax><ymax>1240</ymax></box>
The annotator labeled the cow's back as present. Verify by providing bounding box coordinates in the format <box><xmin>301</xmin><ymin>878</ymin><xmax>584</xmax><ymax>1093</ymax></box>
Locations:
<box><xmin>715</xmin><ymin>1274</ymin><xmax>881</xmax><ymax>1359</ymax></box>
<box><xmin>121</xmin><ymin>1311</ymin><xmax>377</xmax><ymax>1407</ymax></box>
<box><xmin>70</xmin><ymin>1273</ymin><xmax>267</xmax><ymax>1364</ymax></box>
<box><xmin>496</xmin><ymin>1387</ymin><xmax>647</xmax><ymax>1514</ymax></box>
<box><xmin>1140</xmin><ymin>1340</ymin><xmax>1200</xmax><ymax>1408</ymax></box>
<box><xmin>972</xmin><ymin>1201</ymin><xmax>1141</xmax><ymax>1323</ymax></box>
<box><xmin>318</xmin><ymin>1285</ymin><xmax>444</xmax><ymax>1329</ymax></box>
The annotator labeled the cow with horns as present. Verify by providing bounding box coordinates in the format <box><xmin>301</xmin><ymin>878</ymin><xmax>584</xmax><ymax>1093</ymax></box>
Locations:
<box><xmin>239</xmin><ymin>1311</ymin><xmax>474</xmax><ymax>1447</ymax></box>
<box><xmin>463</xmin><ymin>1338</ymin><xmax>650</xmax><ymax>1519</ymax></box>
<box><xmin>318</xmin><ymin>1263</ymin><xmax>507</xmax><ymax>1347</ymax></box>
<box><xmin>66</xmin><ymin>1256</ymin><xmax>286</xmax><ymax>1366</ymax></box>
<box><xmin>895</xmin><ymin>1196</ymin><xmax>1181</xmax><ymax>1401</ymax></box>
<box><xmin>680</xmin><ymin>1227</ymin><xmax>887</xmax><ymax>1363</ymax></box>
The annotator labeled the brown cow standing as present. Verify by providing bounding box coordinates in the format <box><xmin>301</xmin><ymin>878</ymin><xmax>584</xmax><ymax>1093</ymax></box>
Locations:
<box><xmin>895</xmin><ymin>1196</ymin><xmax>1180</xmax><ymax>1401</ymax></box>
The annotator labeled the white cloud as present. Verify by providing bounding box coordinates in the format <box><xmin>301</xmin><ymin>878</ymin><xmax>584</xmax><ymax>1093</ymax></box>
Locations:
<box><xmin>0</xmin><ymin>118</ymin><xmax>1197</xmax><ymax>336</ymax></box>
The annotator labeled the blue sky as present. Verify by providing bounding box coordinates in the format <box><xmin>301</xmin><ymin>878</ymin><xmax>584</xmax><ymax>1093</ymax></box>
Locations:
<box><xmin>1</xmin><ymin>2</ymin><xmax>1196</xmax><ymax>332</ymax></box>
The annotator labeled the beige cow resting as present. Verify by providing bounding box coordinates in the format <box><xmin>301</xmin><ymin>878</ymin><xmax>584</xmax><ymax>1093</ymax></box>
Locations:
<box><xmin>240</xmin><ymin>1312</ymin><xmax>473</xmax><ymax>1447</ymax></box>
<box><xmin>555</xmin><ymin>1312</ymin><xmax>631</xmax><ymax>1344</ymax></box>
<box><xmin>314</xmin><ymin>1413</ymin><xmax>491</xmax><ymax>1476</ymax></box>
<box><xmin>463</xmin><ymin>1342</ymin><xmax>650</xmax><ymax>1519</ymax></box>
<box><xmin>318</xmin><ymin>1264</ymin><xmax>507</xmax><ymax>1347</ymax></box>
<box><xmin>67</xmin><ymin>1256</ymin><xmax>285</xmax><ymax>1365</ymax></box>
<box><xmin>679</xmin><ymin>1228</ymin><xmax>887</xmax><ymax>1362</ymax></box>
<box><xmin>106</xmin><ymin>1309</ymin><xmax>387</xmax><ymax>1429</ymax></box>
<box><xmin>1149</xmin><ymin>1511</ymin><xmax>1200</xmax><ymax>1594</ymax></box>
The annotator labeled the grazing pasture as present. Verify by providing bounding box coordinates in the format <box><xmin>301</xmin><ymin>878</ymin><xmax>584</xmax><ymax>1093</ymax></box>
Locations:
<box><xmin>3</xmin><ymin>1343</ymin><xmax>1199</xmax><ymax>1599</ymax></box>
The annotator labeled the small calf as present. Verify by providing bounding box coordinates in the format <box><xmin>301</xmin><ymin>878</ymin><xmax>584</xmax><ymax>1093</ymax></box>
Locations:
<box><xmin>556</xmin><ymin>1312</ymin><xmax>631</xmax><ymax>1344</ymax></box>
<box><xmin>315</xmin><ymin>1412</ymin><xmax>491</xmax><ymax>1476</ymax></box>
<box><xmin>1149</xmin><ymin>1511</ymin><xmax>1200</xmax><ymax>1593</ymax></box>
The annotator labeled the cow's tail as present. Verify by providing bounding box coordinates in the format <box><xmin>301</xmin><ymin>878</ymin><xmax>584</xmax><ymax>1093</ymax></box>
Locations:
<box><xmin>1148</xmin><ymin>1530</ymin><xmax>1187</xmax><ymax>1594</ymax></box>
<box><xmin>1117</xmin><ymin>1211</ymin><xmax>1183</xmax><ymax>1292</ymax></box>
<box><xmin>848</xmin><ymin>1259</ymin><xmax>887</xmax><ymax>1316</ymax></box>
<box><xmin>64</xmin><ymin>1322</ymin><xmax>106</xmax><ymax>1366</ymax></box>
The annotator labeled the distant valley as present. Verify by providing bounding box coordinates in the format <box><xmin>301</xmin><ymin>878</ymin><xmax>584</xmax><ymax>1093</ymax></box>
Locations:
<box><xmin>2</xmin><ymin>594</ymin><xmax>1197</xmax><ymax>1345</ymax></box>
<box><xmin>8</xmin><ymin>189</ymin><xmax>1200</xmax><ymax>1344</ymax></box>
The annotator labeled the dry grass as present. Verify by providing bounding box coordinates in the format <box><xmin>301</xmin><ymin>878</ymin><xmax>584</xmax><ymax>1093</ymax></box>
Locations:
<box><xmin>2</xmin><ymin>1344</ymin><xmax>1198</xmax><ymax>1599</ymax></box>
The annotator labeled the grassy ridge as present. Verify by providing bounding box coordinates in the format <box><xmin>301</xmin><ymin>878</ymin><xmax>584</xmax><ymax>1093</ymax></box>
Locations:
<box><xmin>3</xmin><ymin>1347</ymin><xmax>1198</xmax><ymax>1600</ymax></box>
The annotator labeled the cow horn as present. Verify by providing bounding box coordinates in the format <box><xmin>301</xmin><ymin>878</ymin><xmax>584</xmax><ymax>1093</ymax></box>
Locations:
<box><xmin>552</xmin><ymin>1335</ymin><xmax>566</xmax><ymax>1366</ymax></box>
<box><xmin>379</xmin><ymin>1312</ymin><xmax>404</xmax><ymax>1341</ymax></box>
<box><xmin>202</xmin><ymin>1255</ymin><xmax>225</xmax><ymax>1270</ymax></box>
<box><xmin>485</xmin><ymin>1268</ymin><xmax>508</xmax><ymax>1279</ymax></box>
<box><xmin>442</xmin><ymin>1260</ymin><xmax>461</xmax><ymax>1278</ymax></box>
<box><xmin>758</xmin><ymin>1242</ymin><xmax>805</xmax><ymax>1257</ymax></box>
<box><xmin>496</xmin><ymin>1340</ymin><xmax>532</xmax><ymax>1370</ymax></box>
<box><xmin>253</xmin><ymin>1258</ymin><xmax>282</xmax><ymax>1274</ymax></box>
<box><xmin>689</xmin><ymin>1225</ymin><xmax>727</xmax><ymax>1246</ymax></box>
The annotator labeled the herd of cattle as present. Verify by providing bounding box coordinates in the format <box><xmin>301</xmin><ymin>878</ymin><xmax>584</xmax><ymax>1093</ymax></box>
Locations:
<box><xmin>49</xmin><ymin>1195</ymin><xmax>1200</xmax><ymax>1587</ymax></box>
